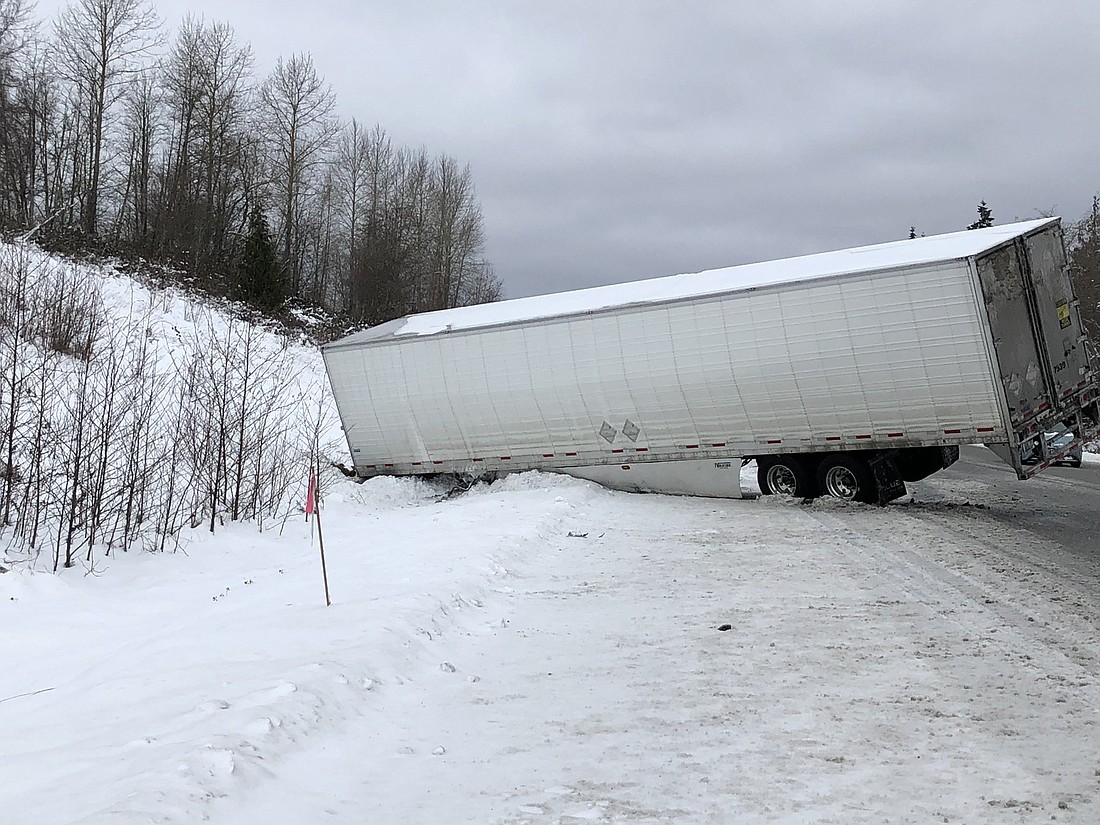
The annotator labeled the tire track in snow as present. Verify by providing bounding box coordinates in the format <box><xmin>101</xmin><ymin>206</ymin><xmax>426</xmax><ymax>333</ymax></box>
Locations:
<box><xmin>799</xmin><ymin>500</ymin><xmax>1100</xmax><ymax>678</ymax></box>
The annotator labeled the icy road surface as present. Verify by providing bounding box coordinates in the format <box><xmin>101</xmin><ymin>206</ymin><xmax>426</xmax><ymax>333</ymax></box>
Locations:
<box><xmin>3</xmin><ymin>456</ymin><xmax>1100</xmax><ymax>824</ymax></box>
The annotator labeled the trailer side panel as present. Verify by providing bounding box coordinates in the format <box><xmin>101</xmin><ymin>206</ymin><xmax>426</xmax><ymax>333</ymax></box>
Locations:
<box><xmin>324</xmin><ymin>260</ymin><xmax>1007</xmax><ymax>477</ymax></box>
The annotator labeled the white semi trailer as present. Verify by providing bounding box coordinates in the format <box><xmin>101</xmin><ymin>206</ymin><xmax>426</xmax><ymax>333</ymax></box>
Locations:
<box><xmin>322</xmin><ymin>218</ymin><xmax>1099</xmax><ymax>503</ymax></box>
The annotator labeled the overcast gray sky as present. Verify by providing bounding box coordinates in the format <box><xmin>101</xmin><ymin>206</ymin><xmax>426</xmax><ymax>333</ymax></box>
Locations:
<box><xmin>41</xmin><ymin>0</ymin><xmax>1100</xmax><ymax>298</ymax></box>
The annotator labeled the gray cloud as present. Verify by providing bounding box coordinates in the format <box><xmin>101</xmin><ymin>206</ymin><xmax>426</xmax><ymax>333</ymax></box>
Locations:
<box><xmin>39</xmin><ymin>0</ymin><xmax>1100</xmax><ymax>297</ymax></box>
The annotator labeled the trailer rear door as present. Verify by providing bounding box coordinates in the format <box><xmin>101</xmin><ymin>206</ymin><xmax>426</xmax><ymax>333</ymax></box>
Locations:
<box><xmin>1021</xmin><ymin>227</ymin><xmax>1092</xmax><ymax>403</ymax></box>
<box><xmin>975</xmin><ymin>241</ymin><xmax>1048</xmax><ymax>427</ymax></box>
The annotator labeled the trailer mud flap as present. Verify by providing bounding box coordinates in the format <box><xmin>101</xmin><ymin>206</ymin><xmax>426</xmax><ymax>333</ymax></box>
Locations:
<box><xmin>869</xmin><ymin>454</ymin><xmax>907</xmax><ymax>504</ymax></box>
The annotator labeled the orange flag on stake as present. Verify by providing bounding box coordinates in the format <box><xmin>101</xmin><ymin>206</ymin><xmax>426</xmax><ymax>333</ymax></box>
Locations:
<box><xmin>306</xmin><ymin>459</ymin><xmax>331</xmax><ymax>606</ymax></box>
<box><xmin>305</xmin><ymin>466</ymin><xmax>316</xmax><ymax>520</ymax></box>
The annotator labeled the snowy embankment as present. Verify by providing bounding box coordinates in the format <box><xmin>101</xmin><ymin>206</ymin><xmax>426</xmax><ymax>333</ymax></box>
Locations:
<box><xmin>0</xmin><ymin>242</ymin><xmax>341</xmax><ymax>569</ymax></box>
<box><xmin>1</xmin><ymin>472</ymin><xmax>594</xmax><ymax>823</ymax></box>
<box><xmin>4</xmin><ymin>464</ymin><xmax>1100</xmax><ymax>824</ymax></box>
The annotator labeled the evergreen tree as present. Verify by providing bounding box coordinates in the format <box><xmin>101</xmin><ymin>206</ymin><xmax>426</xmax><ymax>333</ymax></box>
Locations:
<box><xmin>908</xmin><ymin>226</ymin><xmax>917</xmax><ymax>239</ymax></box>
<box><xmin>234</xmin><ymin>207</ymin><xmax>285</xmax><ymax>310</ymax></box>
<box><xmin>967</xmin><ymin>200</ymin><xmax>994</xmax><ymax>230</ymax></box>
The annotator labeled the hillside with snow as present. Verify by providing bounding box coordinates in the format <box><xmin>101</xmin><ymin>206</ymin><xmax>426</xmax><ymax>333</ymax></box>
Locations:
<box><xmin>0</xmin><ymin>241</ymin><xmax>342</xmax><ymax>573</ymax></box>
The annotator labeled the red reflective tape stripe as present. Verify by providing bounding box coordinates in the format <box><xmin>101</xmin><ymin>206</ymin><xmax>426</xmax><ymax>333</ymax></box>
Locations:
<box><xmin>471</xmin><ymin>458</ymin><xmax>483</xmax><ymax>462</ymax></box>
<box><xmin>611</xmin><ymin>449</ymin><xmax>624</xmax><ymax>453</ymax></box>
<box><xmin>500</xmin><ymin>456</ymin><xmax>511</xmax><ymax>460</ymax></box>
<box><xmin>365</xmin><ymin>465</ymin><xmax>377</xmax><ymax>469</ymax></box>
<box><xmin>543</xmin><ymin>453</ymin><xmax>554</xmax><ymax>458</ymax></box>
<box><xmin>943</xmin><ymin>429</ymin><xmax>961</xmax><ymax>434</ymax></box>
<box><xmin>565</xmin><ymin>452</ymin><xmax>578</xmax><ymax>457</ymax></box>
<box><xmin>887</xmin><ymin>433</ymin><xmax>904</xmax><ymax>438</ymax></box>
<box><xmin>635</xmin><ymin>447</ymin><xmax>648</xmax><ymax>452</ymax></box>
<box><xmin>711</xmin><ymin>442</ymin><xmax>726</xmax><ymax>447</ymax></box>
<box><xmin>685</xmin><ymin>444</ymin><xmax>699</xmax><ymax>449</ymax></box>
<box><xmin>383</xmin><ymin>464</ymin><xmax>394</xmax><ymax>468</ymax></box>
<box><xmin>826</xmin><ymin>436</ymin><xmax>841</xmax><ymax>441</ymax></box>
<box><xmin>411</xmin><ymin>462</ymin><xmax>422</xmax><ymax>466</ymax></box>
<box><xmin>976</xmin><ymin>427</ymin><xmax>995</xmax><ymax>433</ymax></box>
<box><xmin>432</xmin><ymin>461</ymin><xmax>444</xmax><ymax>465</ymax></box>
<box><xmin>855</xmin><ymin>435</ymin><xmax>871</xmax><ymax>440</ymax></box>
<box><xmin>767</xmin><ymin>439</ymin><xmax>782</xmax><ymax>445</ymax></box>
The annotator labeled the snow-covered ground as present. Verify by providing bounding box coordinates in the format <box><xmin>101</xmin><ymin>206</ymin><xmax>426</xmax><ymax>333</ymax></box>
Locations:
<box><xmin>3</xmin><ymin>463</ymin><xmax>1098</xmax><ymax>824</ymax></box>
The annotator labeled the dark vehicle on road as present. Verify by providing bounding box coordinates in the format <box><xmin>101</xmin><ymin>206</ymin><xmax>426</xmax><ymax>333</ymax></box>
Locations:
<box><xmin>1021</xmin><ymin>431</ymin><xmax>1084</xmax><ymax>467</ymax></box>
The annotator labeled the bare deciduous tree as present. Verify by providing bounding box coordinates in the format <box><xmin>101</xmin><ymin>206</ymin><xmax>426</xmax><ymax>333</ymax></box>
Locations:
<box><xmin>116</xmin><ymin>69</ymin><xmax>158</xmax><ymax>244</ymax></box>
<box><xmin>259</xmin><ymin>52</ymin><xmax>337</xmax><ymax>299</ymax></box>
<box><xmin>53</xmin><ymin>0</ymin><xmax>161</xmax><ymax>235</ymax></box>
<box><xmin>157</xmin><ymin>17</ymin><xmax>253</xmax><ymax>277</ymax></box>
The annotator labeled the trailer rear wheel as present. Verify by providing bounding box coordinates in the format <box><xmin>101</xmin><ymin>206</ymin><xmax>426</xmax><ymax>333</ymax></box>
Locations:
<box><xmin>758</xmin><ymin>457</ymin><xmax>815</xmax><ymax>498</ymax></box>
<box><xmin>817</xmin><ymin>455</ymin><xmax>875</xmax><ymax>503</ymax></box>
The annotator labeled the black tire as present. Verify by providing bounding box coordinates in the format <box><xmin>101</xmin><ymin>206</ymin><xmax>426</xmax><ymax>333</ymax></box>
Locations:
<box><xmin>757</xmin><ymin>457</ymin><xmax>816</xmax><ymax>498</ymax></box>
<box><xmin>816</xmin><ymin>454</ymin><xmax>876</xmax><ymax>503</ymax></box>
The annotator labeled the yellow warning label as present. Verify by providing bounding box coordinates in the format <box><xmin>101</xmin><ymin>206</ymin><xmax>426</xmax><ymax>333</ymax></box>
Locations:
<box><xmin>1057</xmin><ymin>301</ymin><xmax>1071</xmax><ymax>329</ymax></box>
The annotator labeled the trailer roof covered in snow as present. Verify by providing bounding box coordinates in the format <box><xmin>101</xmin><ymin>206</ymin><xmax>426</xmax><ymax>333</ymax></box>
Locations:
<box><xmin>325</xmin><ymin>218</ymin><xmax>1057</xmax><ymax>348</ymax></box>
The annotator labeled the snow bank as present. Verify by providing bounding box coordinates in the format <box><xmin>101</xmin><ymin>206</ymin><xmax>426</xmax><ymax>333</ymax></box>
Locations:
<box><xmin>0</xmin><ymin>473</ymin><xmax>599</xmax><ymax>823</ymax></box>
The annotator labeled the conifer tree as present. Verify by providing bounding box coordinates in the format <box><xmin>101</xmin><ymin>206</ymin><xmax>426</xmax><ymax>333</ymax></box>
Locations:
<box><xmin>234</xmin><ymin>206</ymin><xmax>285</xmax><ymax>310</ymax></box>
<box><xmin>967</xmin><ymin>201</ymin><xmax>994</xmax><ymax>230</ymax></box>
